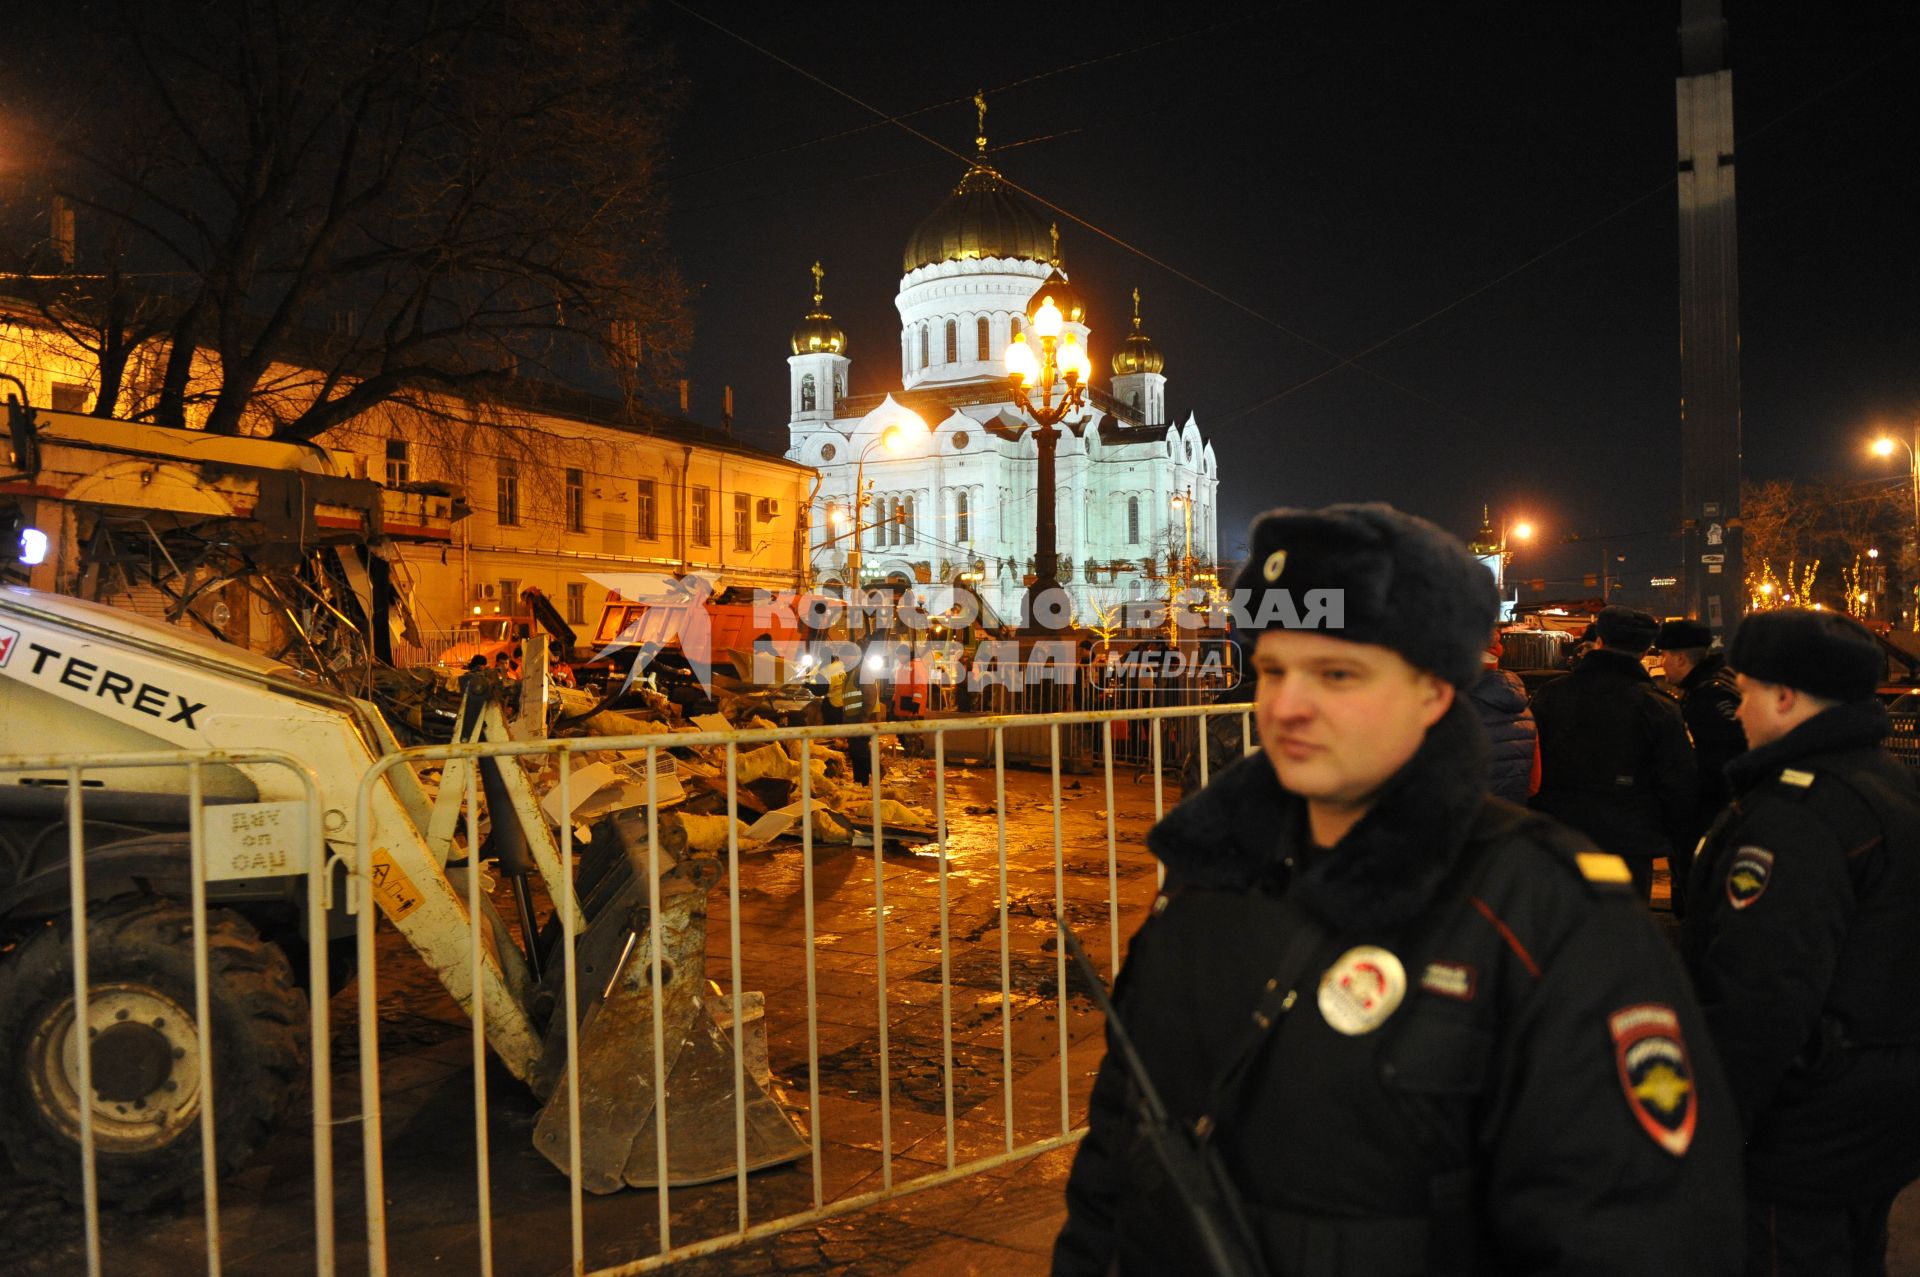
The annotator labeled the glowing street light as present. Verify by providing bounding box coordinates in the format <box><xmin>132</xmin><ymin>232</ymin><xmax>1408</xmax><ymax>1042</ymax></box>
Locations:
<box><xmin>840</xmin><ymin>421</ymin><xmax>922</xmax><ymax>595</ymax></box>
<box><xmin>1169</xmin><ymin>488</ymin><xmax>1196</xmax><ymax>580</ymax></box>
<box><xmin>1868</xmin><ymin>424</ymin><xmax>1920</xmax><ymax>628</ymax></box>
<box><xmin>1003</xmin><ymin>246</ymin><xmax>1090</xmax><ymax>628</ymax></box>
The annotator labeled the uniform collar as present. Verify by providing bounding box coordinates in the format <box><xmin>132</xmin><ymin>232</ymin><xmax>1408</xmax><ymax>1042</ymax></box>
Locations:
<box><xmin>1678</xmin><ymin>650</ymin><xmax>1729</xmax><ymax>692</ymax></box>
<box><xmin>1578</xmin><ymin>648</ymin><xmax>1653</xmax><ymax>682</ymax></box>
<box><xmin>1149</xmin><ymin>699</ymin><xmax>1491</xmax><ymax>932</ymax></box>
<box><xmin>1725</xmin><ymin>699</ymin><xmax>1891</xmax><ymax>792</ymax></box>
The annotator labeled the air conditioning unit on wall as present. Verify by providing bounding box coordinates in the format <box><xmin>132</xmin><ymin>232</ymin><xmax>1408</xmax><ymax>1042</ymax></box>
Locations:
<box><xmin>756</xmin><ymin>497</ymin><xmax>780</xmax><ymax>522</ymax></box>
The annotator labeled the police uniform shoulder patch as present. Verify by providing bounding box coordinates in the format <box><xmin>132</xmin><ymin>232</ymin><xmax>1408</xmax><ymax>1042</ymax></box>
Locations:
<box><xmin>1609</xmin><ymin>1003</ymin><xmax>1697</xmax><ymax>1157</ymax></box>
<box><xmin>1726</xmin><ymin>846</ymin><xmax>1774</xmax><ymax>909</ymax></box>
<box><xmin>1778</xmin><ymin>768</ymin><xmax>1816</xmax><ymax>789</ymax></box>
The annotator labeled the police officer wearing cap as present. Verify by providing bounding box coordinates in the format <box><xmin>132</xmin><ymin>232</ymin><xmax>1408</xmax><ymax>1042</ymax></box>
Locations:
<box><xmin>1682</xmin><ymin>608</ymin><xmax>1920</xmax><ymax>1276</ymax></box>
<box><xmin>1054</xmin><ymin>504</ymin><xmax>1741</xmax><ymax>1277</ymax></box>
<box><xmin>1658</xmin><ymin>618</ymin><xmax>1747</xmax><ymax>915</ymax></box>
<box><xmin>1529</xmin><ymin>605</ymin><xmax>1698</xmax><ymax>903</ymax></box>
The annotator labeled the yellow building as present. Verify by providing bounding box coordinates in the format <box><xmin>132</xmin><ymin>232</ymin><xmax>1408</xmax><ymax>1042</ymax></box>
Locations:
<box><xmin>0</xmin><ymin>312</ymin><xmax>813</xmax><ymax>656</ymax></box>
<box><xmin>323</xmin><ymin>385</ymin><xmax>813</xmax><ymax>653</ymax></box>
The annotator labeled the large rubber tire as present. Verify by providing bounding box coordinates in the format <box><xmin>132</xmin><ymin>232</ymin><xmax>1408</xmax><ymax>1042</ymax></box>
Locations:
<box><xmin>0</xmin><ymin>896</ymin><xmax>308</xmax><ymax>1210</ymax></box>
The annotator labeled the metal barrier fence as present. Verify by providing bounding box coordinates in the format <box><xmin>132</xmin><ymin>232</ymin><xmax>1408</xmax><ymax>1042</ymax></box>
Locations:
<box><xmin>0</xmin><ymin>749</ymin><xmax>330</xmax><ymax>1277</ymax></box>
<box><xmin>348</xmin><ymin>701</ymin><xmax>1254</xmax><ymax>1276</ymax></box>
<box><xmin>909</xmin><ymin>643</ymin><xmax>1243</xmax><ymax>774</ymax></box>
<box><xmin>0</xmin><ymin>704</ymin><xmax>1251</xmax><ymax>1274</ymax></box>
<box><xmin>389</xmin><ymin>628</ymin><xmax>462</xmax><ymax>668</ymax></box>
<box><xmin>1886</xmin><ymin>713</ymin><xmax>1920</xmax><ymax>771</ymax></box>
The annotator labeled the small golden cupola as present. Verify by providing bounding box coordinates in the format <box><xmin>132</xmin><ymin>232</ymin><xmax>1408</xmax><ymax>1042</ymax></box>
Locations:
<box><xmin>1027</xmin><ymin>223</ymin><xmax>1088</xmax><ymax>328</ymax></box>
<box><xmin>1111</xmin><ymin>286</ymin><xmax>1165</xmax><ymax>376</ymax></box>
<box><xmin>1109</xmin><ymin>286</ymin><xmax>1168</xmax><ymax>425</ymax></box>
<box><xmin>790</xmin><ymin>261</ymin><xmax>847</xmax><ymax>355</ymax></box>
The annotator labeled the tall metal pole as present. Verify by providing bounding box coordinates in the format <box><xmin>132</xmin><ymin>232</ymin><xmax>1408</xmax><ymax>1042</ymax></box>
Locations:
<box><xmin>846</xmin><ymin>457</ymin><xmax>866</xmax><ymax>596</ymax></box>
<box><xmin>1033</xmin><ymin>424</ymin><xmax>1060</xmax><ymax>592</ymax></box>
<box><xmin>1181</xmin><ymin>487</ymin><xmax>1194</xmax><ymax>577</ymax></box>
<box><xmin>1909</xmin><ymin>425</ymin><xmax>1919</xmax><ymax>628</ymax></box>
<box><xmin>1676</xmin><ymin>0</ymin><xmax>1744</xmax><ymax>636</ymax></box>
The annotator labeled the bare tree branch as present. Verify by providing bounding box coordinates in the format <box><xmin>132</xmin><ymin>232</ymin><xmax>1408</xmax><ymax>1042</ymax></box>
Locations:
<box><xmin>0</xmin><ymin>0</ymin><xmax>689</xmax><ymax>438</ymax></box>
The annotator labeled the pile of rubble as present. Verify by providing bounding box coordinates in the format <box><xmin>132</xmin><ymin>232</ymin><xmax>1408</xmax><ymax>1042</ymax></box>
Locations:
<box><xmin>515</xmin><ymin>685</ymin><xmax>939</xmax><ymax>856</ymax></box>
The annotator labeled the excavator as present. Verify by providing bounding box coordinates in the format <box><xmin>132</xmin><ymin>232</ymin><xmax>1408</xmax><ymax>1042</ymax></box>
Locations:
<box><xmin>0</xmin><ymin>400</ymin><xmax>805</xmax><ymax>1208</ymax></box>
<box><xmin>0</xmin><ymin>582</ymin><xmax>807</xmax><ymax>1207</ymax></box>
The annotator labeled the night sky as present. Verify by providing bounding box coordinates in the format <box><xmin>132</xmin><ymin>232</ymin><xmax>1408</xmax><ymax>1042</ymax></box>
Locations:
<box><xmin>653</xmin><ymin>1</ymin><xmax>1919</xmax><ymax>594</ymax></box>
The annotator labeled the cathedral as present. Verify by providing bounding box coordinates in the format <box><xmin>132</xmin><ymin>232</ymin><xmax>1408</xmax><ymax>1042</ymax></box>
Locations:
<box><xmin>783</xmin><ymin>139</ymin><xmax>1218</xmax><ymax>627</ymax></box>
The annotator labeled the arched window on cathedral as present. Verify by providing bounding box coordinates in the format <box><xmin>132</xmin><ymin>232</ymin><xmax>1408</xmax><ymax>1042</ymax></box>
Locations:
<box><xmin>1128</xmin><ymin>496</ymin><xmax>1140</xmax><ymax>545</ymax></box>
<box><xmin>1012</xmin><ymin>315</ymin><xmax>1024</xmax><ymax>338</ymax></box>
<box><xmin>976</xmin><ymin>316</ymin><xmax>991</xmax><ymax>361</ymax></box>
<box><xmin>872</xmin><ymin>501</ymin><xmax>888</xmax><ymax>549</ymax></box>
<box><xmin>919</xmin><ymin>325</ymin><xmax>929</xmax><ymax>370</ymax></box>
<box><xmin>955</xmin><ymin>490</ymin><xmax>970</xmax><ymax>542</ymax></box>
<box><xmin>800</xmin><ymin>373</ymin><xmax>816</xmax><ymax>412</ymax></box>
<box><xmin>944</xmin><ymin>320</ymin><xmax>957</xmax><ymax>363</ymax></box>
<box><xmin>1129</xmin><ymin>391</ymin><xmax>1140</xmax><ymax>411</ymax></box>
<box><xmin>889</xmin><ymin>499</ymin><xmax>903</xmax><ymax>546</ymax></box>
<box><xmin>902</xmin><ymin>495</ymin><xmax>915</xmax><ymax>545</ymax></box>
<box><xmin>834</xmin><ymin>368</ymin><xmax>846</xmax><ymax>400</ymax></box>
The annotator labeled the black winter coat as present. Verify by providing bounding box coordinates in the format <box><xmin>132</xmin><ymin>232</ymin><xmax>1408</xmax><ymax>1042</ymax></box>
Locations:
<box><xmin>1054</xmin><ymin>702</ymin><xmax>1743</xmax><ymax>1277</ymax></box>
<box><xmin>1466</xmin><ymin>666</ymin><xmax>1536</xmax><ymax>805</ymax></box>
<box><xmin>1675</xmin><ymin>652</ymin><xmax>1746</xmax><ymax>838</ymax></box>
<box><xmin>1681</xmin><ymin>699</ymin><xmax>1920</xmax><ymax>1206</ymax></box>
<box><xmin>1529</xmin><ymin>648</ymin><xmax>1696</xmax><ymax>860</ymax></box>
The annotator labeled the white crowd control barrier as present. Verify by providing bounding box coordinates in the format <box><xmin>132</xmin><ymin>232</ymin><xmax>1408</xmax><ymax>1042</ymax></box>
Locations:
<box><xmin>0</xmin><ymin>704</ymin><xmax>1255</xmax><ymax>1274</ymax></box>
<box><xmin>350</xmin><ymin>702</ymin><xmax>1254</xmax><ymax>1276</ymax></box>
<box><xmin>0</xmin><ymin>749</ymin><xmax>330</xmax><ymax>1277</ymax></box>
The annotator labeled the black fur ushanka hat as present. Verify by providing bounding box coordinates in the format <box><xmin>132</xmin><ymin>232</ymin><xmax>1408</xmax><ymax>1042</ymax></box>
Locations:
<box><xmin>1728</xmin><ymin>608</ymin><xmax>1884</xmax><ymax>703</ymax></box>
<box><xmin>1229</xmin><ymin>503</ymin><xmax>1498</xmax><ymax>688</ymax></box>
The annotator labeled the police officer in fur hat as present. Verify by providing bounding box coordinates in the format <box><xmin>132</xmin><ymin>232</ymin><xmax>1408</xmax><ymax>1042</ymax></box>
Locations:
<box><xmin>1682</xmin><ymin>607</ymin><xmax>1920</xmax><ymax>1276</ymax></box>
<box><xmin>1054</xmin><ymin>504</ymin><xmax>1741</xmax><ymax>1277</ymax></box>
<box><xmin>1657</xmin><ymin>618</ymin><xmax>1747</xmax><ymax>915</ymax></box>
<box><xmin>1529</xmin><ymin>605</ymin><xmax>1698</xmax><ymax>903</ymax></box>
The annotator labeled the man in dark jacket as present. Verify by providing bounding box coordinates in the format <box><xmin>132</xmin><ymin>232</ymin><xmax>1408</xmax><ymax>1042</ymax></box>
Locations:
<box><xmin>1529</xmin><ymin>605</ymin><xmax>1696</xmax><ymax>902</ymax></box>
<box><xmin>1656</xmin><ymin>618</ymin><xmax>1747</xmax><ymax>916</ymax></box>
<box><xmin>1467</xmin><ymin>630</ymin><xmax>1538</xmax><ymax>804</ymax></box>
<box><xmin>1682</xmin><ymin>608</ymin><xmax>1920</xmax><ymax>1276</ymax></box>
<box><xmin>1054</xmin><ymin>504</ymin><xmax>1741</xmax><ymax>1277</ymax></box>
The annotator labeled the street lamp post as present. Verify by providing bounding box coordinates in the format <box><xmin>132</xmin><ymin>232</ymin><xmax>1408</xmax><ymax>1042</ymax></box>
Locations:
<box><xmin>1871</xmin><ymin>426</ymin><xmax>1920</xmax><ymax>628</ymax></box>
<box><xmin>1170</xmin><ymin>487</ymin><xmax>1195</xmax><ymax>582</ymax></box>
<box><xmin>1502</xmin><ymin>518</ymin><xmax>1533</xmax><ymax>607</ymax></box>
<box><xmin>828</xmin><ymin>424</ymin><xmax>912</xmax><ymax>608</ymax></box>
<box><xmin>1003</xmin><ymin>268</ymin><xmax>1091</xmax><ymax>631</ymax></box>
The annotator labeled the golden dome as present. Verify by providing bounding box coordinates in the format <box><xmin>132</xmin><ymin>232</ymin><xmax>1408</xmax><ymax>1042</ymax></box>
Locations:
<box><xmin>902</xmin><ymin>164</ymin><xmax>1054</xmax><ymax>274</ymax></box>
<box><xmin>790</xmin><ymin>261</ymin><xmax>847</xmax><ymax>355</ymax></box>
<box><xmin>1111</xmin><ymin>287</ymin><xmax>1164</xmax><ymax>375</ymax></box>
<box><xmin>1027</xmin><ymin>255</ymin><xmax>1087</xmax><ymax>329</ymax></box>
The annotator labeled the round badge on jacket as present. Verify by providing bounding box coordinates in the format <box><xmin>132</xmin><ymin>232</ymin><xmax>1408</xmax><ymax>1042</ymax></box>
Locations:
<box><xmin>1318</xmin><ymin>945</ymin><xmax>1407</xmax><ymax>1035</ymax></box>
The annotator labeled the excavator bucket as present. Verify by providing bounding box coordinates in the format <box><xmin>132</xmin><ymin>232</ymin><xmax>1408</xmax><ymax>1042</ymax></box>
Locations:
<box><xmin>531</xmin><ymin>811</ymin><xmax>807</xmax><ymax>1192</ymax></box>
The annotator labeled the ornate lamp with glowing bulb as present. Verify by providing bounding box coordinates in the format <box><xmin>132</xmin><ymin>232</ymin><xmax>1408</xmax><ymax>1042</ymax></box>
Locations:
<box><xmin>1002</xmin><ymin>240</ymin><xmax>1090</xmax><ymax>630</ymax></box>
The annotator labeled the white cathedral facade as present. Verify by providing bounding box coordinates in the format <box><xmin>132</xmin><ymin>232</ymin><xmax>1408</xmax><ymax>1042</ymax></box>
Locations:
<box><xmin>783</xmin><ymin>154</ymin><xmax>1219</xmax><ymax>627</ymax></box>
